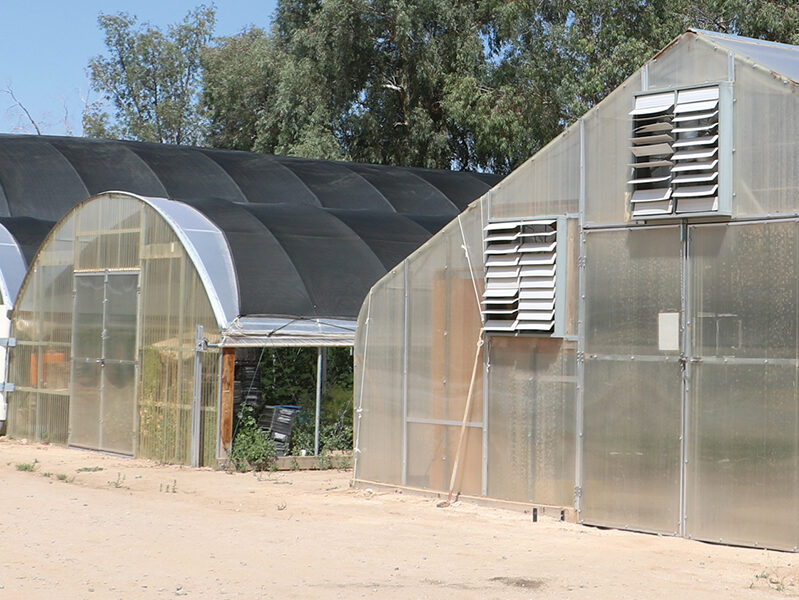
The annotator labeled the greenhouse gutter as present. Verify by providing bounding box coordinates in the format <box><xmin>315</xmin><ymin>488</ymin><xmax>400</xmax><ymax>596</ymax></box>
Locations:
<box><xmin>219</xmin><ymin>316</ymin><xmax>356</xmax><ymax>347</ymax></box>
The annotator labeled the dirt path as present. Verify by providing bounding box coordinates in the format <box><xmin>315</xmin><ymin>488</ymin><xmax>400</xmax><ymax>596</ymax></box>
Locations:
<box><xmin>0</xmin><ymin>438</ymin><xmax>795</xmax><ymax>599</ymax></box>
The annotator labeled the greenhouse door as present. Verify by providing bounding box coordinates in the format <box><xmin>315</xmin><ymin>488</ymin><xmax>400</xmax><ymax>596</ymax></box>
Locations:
<box><xmin>69</xmin><ymin>272</ymin><xmax>139</xmax><ymax>455</ymax></box>
<box><xmin>685</xmin><ymin>221</ymin><xmax>799</xmax><ymax>550</ymax></box>
<box><xmin>581</xmin><ymin>226</ymin><xmax>683</xmax><ymax>535</ymax></box>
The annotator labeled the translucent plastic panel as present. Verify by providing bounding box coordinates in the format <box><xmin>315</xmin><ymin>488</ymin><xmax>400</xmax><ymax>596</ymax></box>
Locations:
<box><xmin>733</xmin><ymin>59</ymin><xmax>799</xmax><ymax>217</ymax></box>
<box><xmin>647</xmin><ymin>33</ymin><xmax>730</xmax><ymax>91</ymax></box>
<box><xmin>490</xmin><ymin>126</ymin><xmax>580</xmax><ymax>220</ymax></box>
<box><xmin>585</xmin><ymin>227</ymin><xmax>681</xmax><ymax>355</ymax></box>
<box><xmin>487</xmin><ymin>336</ymin><xmax>576</xmax><ymax>506</ymax></box>
<box><xmin>406</xmin><ymin>422</ymin><xmax>482</xmax><ymax>495</ymax></box>
<box><xmin>408</xmin><ymin>216</ymin><xmax>484</xmax><ymax>422</ymax></box>
<box><xmin>353</xmin><ymin>273</ymin><xmax>405</xmax><ymax>483</ymax></box>
<box><xmin>407</xmin><ymin>227</ymin><xmax>449</xmax><ymax>419</ymax></box>
<box><xmin>584</xmin><ymin>71</ymin><xmax>642</xmax><ymax>225</ymax></box>
<box><xmin>582</xmin><ymin>358</ymin><xmax>681</xmax><ymax>533</ymax></box>
<box><xmin>137</xmin><ymin>203</ymin><xmax>220</xmax><ymax>465</ymax></box>
<box><xmin>105</xmin><ymin>274</ymin><xmax>138</xmax><ymax>362</ymax></box>
<box><xmin>7</xmin><ymin>193</ymin><xmax>221</xmax><ymax>465</ymax></box>
<box><xmin>686</xmin><ymin>364</ymin><xmax>799</xmax><ymax>550</ymax></box>
<box><xmin>691</xmin><ymin>222</ymin><xmax>798</xmax><ymax>359</ymax></box>
<box><xmin>69</xmin><ymin>361</ymin><xmax>101</xmax><ymax>449</ymax></box>
<box><xmin>102</xmin><ymin>363</ymin><xmax>136</xmax><ymax>455</ymax></box>
<box><xmin>73</xmin><ymin>276</ymin><xmax>104</xmax><ymax>359</ymax></box>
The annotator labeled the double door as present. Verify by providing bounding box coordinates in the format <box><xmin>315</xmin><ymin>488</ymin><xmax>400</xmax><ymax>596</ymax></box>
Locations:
<box><xmin>582</xmin><ymin>221</ymin><xmax>799</xmax><ymax>550</ymax></box>
<box><xmin>70</xmin><ymin>272</ymin><xmax>139</xmax><ymax>455</ymax></box>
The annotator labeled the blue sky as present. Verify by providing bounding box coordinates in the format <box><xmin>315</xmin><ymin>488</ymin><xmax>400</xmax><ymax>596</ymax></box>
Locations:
<box><xmin>0</xmin><ymin>1</ymin><xmax>278</xmax><ymax>136</ymax></box>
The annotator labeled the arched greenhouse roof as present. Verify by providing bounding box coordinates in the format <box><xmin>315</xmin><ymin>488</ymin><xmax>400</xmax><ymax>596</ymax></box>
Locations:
<box><xmin>0</xmin><ymin>134</ymin><xmax>499</xmax><ymax>322</ymax></box>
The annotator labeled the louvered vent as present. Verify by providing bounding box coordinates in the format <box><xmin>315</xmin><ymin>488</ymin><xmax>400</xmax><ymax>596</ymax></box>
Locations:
<box><xmin>628</xmin><ymin>84</ymin><xmax>730</xmax><ymax>219</ymax></box>
<box><xmin>482</xmin><ymin>218</ymin><xmax>565</xmax><ymax>336</ymax></box>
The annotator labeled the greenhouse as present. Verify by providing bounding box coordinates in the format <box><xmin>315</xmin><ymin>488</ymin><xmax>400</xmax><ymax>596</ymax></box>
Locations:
<box><xmin>353</xmin><ymin>29</ymin><xmax>799</xmax><ymax>551</ymax></box>
<box><xmin>0</xmin><ymin>135</ymin><xmax>497</xmax><ymax>465</ymax></box>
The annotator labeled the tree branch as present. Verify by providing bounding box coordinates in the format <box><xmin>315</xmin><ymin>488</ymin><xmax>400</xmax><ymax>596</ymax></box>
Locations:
<box><xmin>3</xmin><ymin>87</ymin><xmax>42</xmax><ymax>135</ymax></box>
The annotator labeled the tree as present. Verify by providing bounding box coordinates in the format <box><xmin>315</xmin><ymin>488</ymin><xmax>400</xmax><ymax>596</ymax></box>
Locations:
<box><xmin>203</xmin><ymin>0</ymin><xmax>494</xmax><ymax>169</ymax></box>
<box><xmin>202</xmin><ymin>0</ymin><xmax>799</xmax><ymax>174</ymax></box>
<box><xmin>84</xmin><ymin>5</ymin><xmax>215</xmax><ymax>145</ymax></box>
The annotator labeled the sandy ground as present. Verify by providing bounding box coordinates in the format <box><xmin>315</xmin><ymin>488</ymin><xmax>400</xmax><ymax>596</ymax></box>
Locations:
<box><xmin>0</xmin><ymin>438</ymin><xmax>797</xmax><ymax>599</ymax></box>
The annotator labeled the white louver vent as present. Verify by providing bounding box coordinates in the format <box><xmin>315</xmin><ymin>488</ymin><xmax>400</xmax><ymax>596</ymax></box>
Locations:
<box><xmin>628</xmin><ymin>83</ymin><xmax>731</xmax><ymax>220</ymax></box>
<box><xmin>482</xmin><ymin>217</ymin><xmax>565</xmax><ymax>336</ymax></box>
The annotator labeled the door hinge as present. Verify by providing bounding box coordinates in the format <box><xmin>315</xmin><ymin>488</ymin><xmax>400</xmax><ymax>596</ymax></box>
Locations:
<box><xmin>0</xmin><ymin>382</ymin><xmax>15</xmax><ymax>392</ymax></box>
<box><xmin>0</xmin><ymin>337</ymin><xmax>16</xmax><ymax>347</ymax></box>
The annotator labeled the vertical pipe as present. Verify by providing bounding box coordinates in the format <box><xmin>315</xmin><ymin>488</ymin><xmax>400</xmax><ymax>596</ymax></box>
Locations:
<box><xmin>679</xmin><ymin>222</ymin><xmax>690</xmax><ymax>537</ymax></box>
<box><xmin>402</xmin><ymin>260</ymin><xmax>409</xmax><ymax>485</ymax></box>
<box><xmin>190</xmin><ymin>324</ymin><xmax>204</xmax><ymax>467</ymax></box>
<box><xmin>575</xmin><ymin>117</ymin><xmax>587</xmax><ymax>521</ymax></box>
<box><xmin>314</xmin><ymin>346</ymin><xmax>322</xmax><ymax>456</ymax></box>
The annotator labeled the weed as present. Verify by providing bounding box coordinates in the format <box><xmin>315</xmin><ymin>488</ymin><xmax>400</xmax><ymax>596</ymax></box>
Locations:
<box><xmin>56</xmin><ymin>473</ymin><xmax>72</xmax><ymax>482</ymax></box>
<box><xmin>108</xmin><ymin>473</ymin><xmax>126</xmax><ymax>488</ymax></box>
<box><xmin>229</xmin><ymin>407</ymin><xmax>277</xmax><ymax>472</ymax></box>
<box><xmin>42</xmin><ymin>472</ymin><xmax>52</xmax><ymax>478</ymax></box>
<box><xmin>317</xmin><ymin>452</ymin><xmax>332</xmax><ymax>470</ymax></box>
<box><xmin>15</xmin><ymin>459</ymin><xmax>37</xmax><ymax>472</ymax></box>
<box><xmin>76</xmin><ymin>466</ymin><xmax>103</xmax><ymax>473</ymax></box>
<box><xmin>160</xmin><ymin>479</ymin><xmax>178</xmax><ymax>493</ymax></box>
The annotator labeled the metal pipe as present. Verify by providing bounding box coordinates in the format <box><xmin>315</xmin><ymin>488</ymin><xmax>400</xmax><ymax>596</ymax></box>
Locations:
<box><xmin>314</xmin><ymin>347</ymin><xmax>323</xmax><ymax>456</ymax></box>
<box><xmin>191</xmin><ymin>324</ymin><xmax>204</xmax><ymax>468</ymax></box>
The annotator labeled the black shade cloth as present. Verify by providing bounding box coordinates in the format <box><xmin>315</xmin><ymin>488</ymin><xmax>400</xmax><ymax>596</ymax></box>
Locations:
<box><xmin>0</xmin><ymin>134</ymin><xmax>501</xmax><ymax>319</ymax></box>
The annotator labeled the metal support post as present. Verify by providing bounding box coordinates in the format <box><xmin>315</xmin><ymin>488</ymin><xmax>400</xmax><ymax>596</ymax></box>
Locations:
<box><xmin>191</xmin><ymin>324</ymin><xmax>205</xmax><ymax>467</ymax></box>
<box><xmin>314</xmin><ymin>347</ymin><xmax>325</xmax><ymax>456</ymax></box>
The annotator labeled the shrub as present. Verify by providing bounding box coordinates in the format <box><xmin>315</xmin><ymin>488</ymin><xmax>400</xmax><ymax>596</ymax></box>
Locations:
<box><xmin>230</xmin><ymin>407</ymin><xmax>277</xmax><ymax>472</ymax></box>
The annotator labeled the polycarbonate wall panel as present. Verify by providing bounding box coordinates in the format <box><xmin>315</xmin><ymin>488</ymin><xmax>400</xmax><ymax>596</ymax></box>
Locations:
<box><xmin>584</xmin><ymin>70</ymin><xmax>642</xmax><ymax>225</ymax></box>
<box><xmin>490</xmin><ymin>126</ymin><xmax>580</xmax><ymax>219</ymax></box>
<box><xmin>582</xmin><ymin>227</ymin><xmax>682</xmax><ymax>533</ymax></box>
<box><xmin>733</xmin><ymin>59</ymin><xmax>799</xmax><ymax>217</ymax></box>
<box><xmin>406</xmin><ymin>423</ymin><xmax>482</xmax><ymax>494</ymax></box>
<box><xmin>585</xmin><ymin>227</ymin><xmax>681</xmax><ymax>355</ymax></box>
<box><xmin>354</xmin><ymin>201</ymin><xmax>485</xmax><ymax>493</ymax></box>
<box><xmin>688</xmin><ymin>364</ymin><xmax>799</xmax><ymax>549</ymax></box>
<box><xmin>691</xmin><ymin>222</ymin><xmax>798</xmax><ymax>359</ymax></box>
<box><xmin>583</xmin><ymin>359</ymin><xmax>681</xmax><ymax>533</ymax></box>
<box><xmin>7</xmin><ymin>194</ymin><xmax>220</xmax><ymax>466</ymax></box>
<box><xmin>353</xmin><ymin>272</ymin><xmax>405</xmax><ymax>483</ymax></box>
<box><xmin>405</xmin><ymin>206</ymin><xmax>485</xmax><ymax>495</ymax></box>
<box><xmin>137</xmin><ymin>203</ymin><xmax>219</xmax><ymax>465</ymax></box>
<box><xmin>7</xmin><ymin>215</ymin><xmax>75</xmax><ymax>444</ymax></box>
<box><xmin>647</xmin><ymin>33</ymin><xmax>730</xmax><ymax>91</ymax></box>
<box><xmin>687</xmin><ymin>221</ymin><xmax>799</xmax><ymax>550</ymax></box>
<box><xmin>407</xmin><ymin>210</ymin><xmax>484</xmax><ymax>425</ymax></box>
<box><xmin>487</xmin><ymin>337</ymin><xmax>576</xmax><ymax>506</ymax></box>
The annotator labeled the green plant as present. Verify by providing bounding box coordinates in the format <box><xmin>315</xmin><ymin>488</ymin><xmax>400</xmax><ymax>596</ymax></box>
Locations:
<box><xmin>15</xmin><ymin>459</ymin><xmax>37</xmax><ymax>472</ymax></box>
<box><xmin>229</xmin><ymin>406</ymin><xmax>277</xmax><ymax>472</ymax></box>
<box><xmin>57</xmin><ymin>473</ymin><xmax>74</xmax><ymax>483</ymax></box>
<box><xmin>108</xmin><ymin>473</ymin><xmax>126</xmax><ymax>488</ymax></box>
<box><xmin>76</xmin><ymin>466</ymin><xmax>103</xmax><ymax>473</ymax></box>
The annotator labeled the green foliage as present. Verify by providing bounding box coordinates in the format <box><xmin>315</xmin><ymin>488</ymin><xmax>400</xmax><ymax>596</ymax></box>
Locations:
<box><xmin>256</xmin><ymin>347</ymin><xmax>354</xmax><ymax>455</ymax></box>
<box><xmin>230</xmin><ymin>406</ymin><xmax>278</xmax><ymax>472</ymax></box>
<box><xmin>203</xmin><ymin>1</ymin><xmax>493</xmax><ymax>169</ymax></box>
<box><xmin>85</xmin><ymin>5</ymin><xmax>215</xmax><ymax>144</ymax></box>
<box><xmin>202</xmin><ymin>0</ymin><xmax>799</xmax><ymax>174</ymax></box>
<box><xmin>15</xmin><ymin>459</ymin><xmax>37</xmax><ymax>472</ymax></box>
<box><xmin>89</xmin><ymin>1</ymin><xmax>799</xmax><ymax>171</ymax></box>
